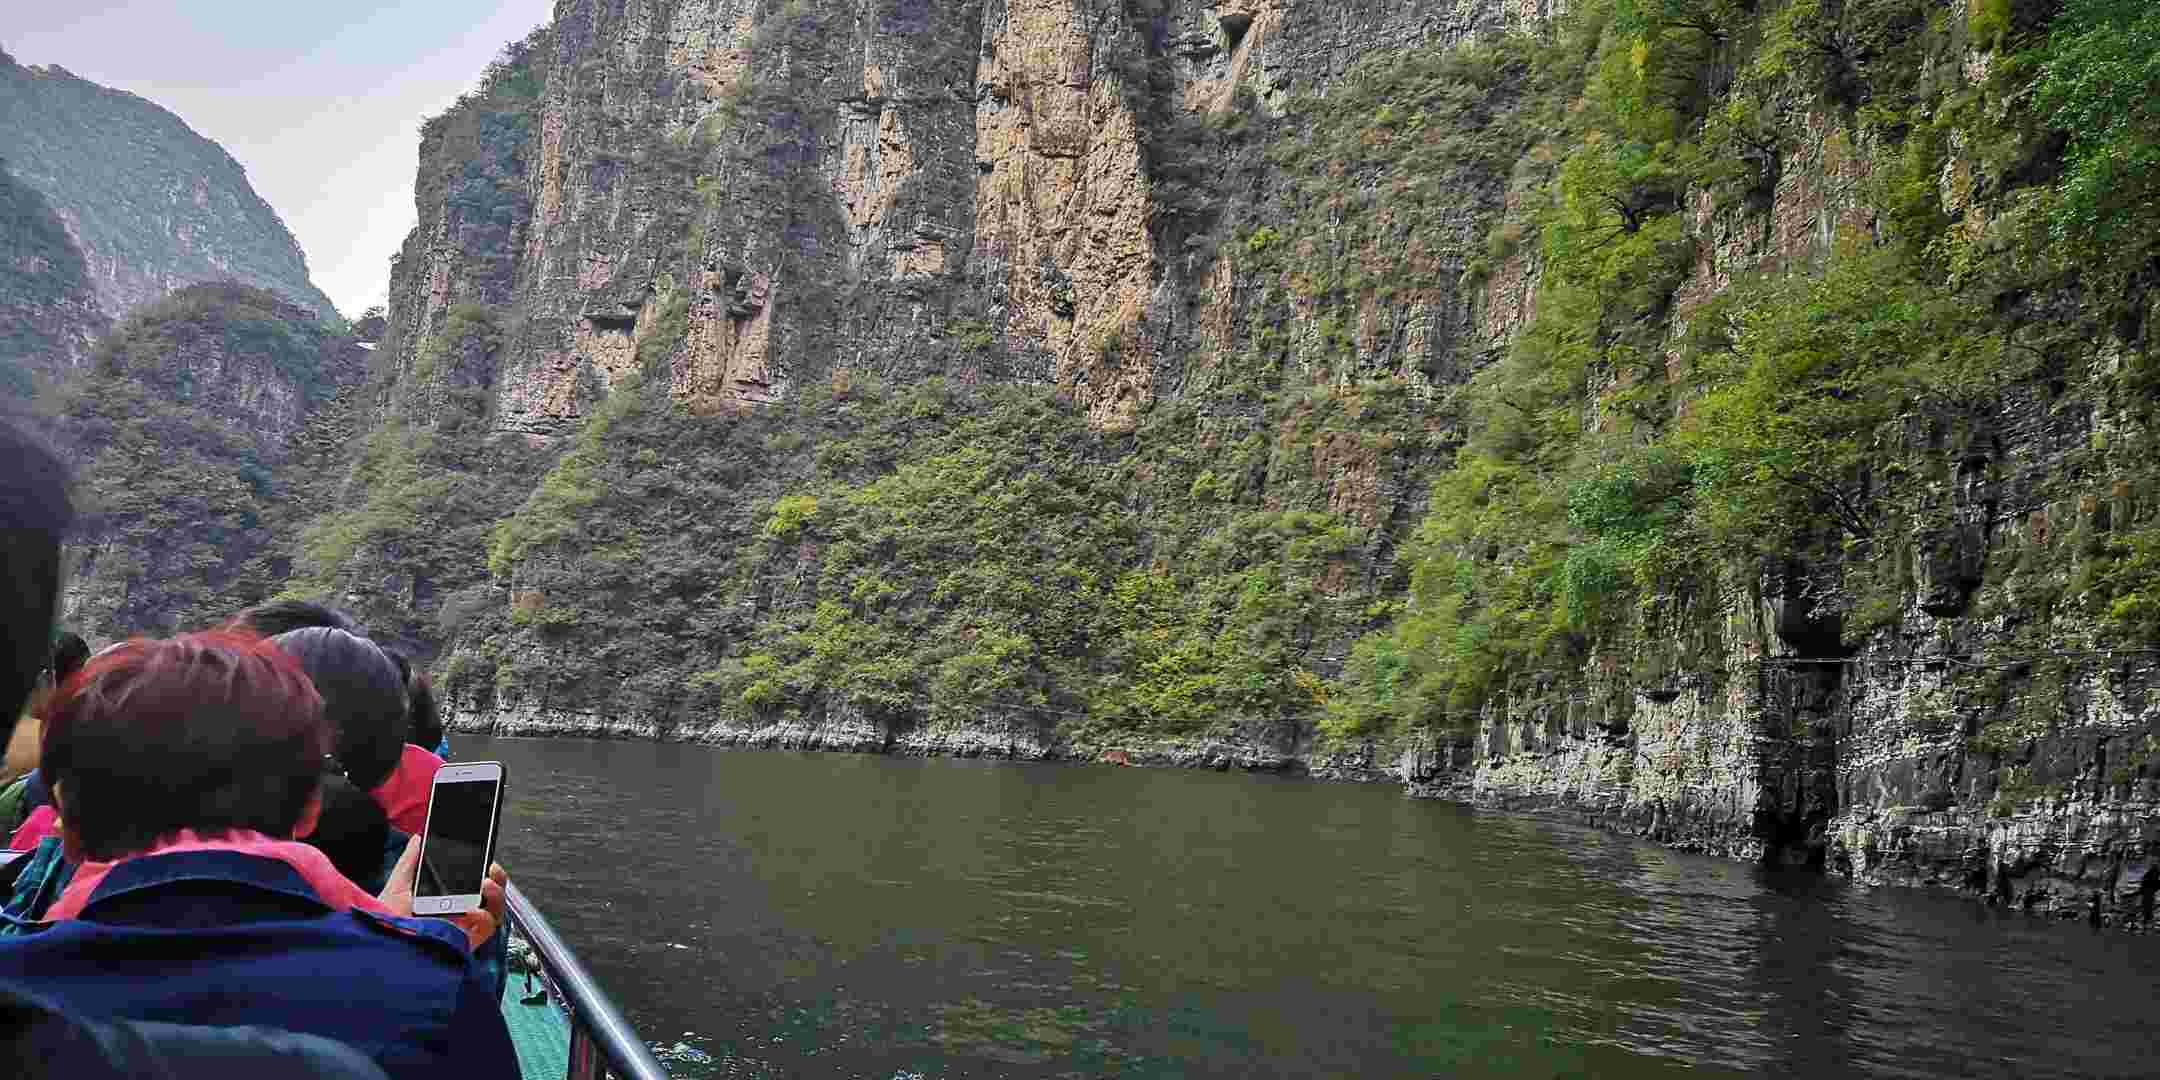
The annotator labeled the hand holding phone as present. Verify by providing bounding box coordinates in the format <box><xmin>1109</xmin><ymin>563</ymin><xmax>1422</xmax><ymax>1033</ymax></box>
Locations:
<box><xmin>413</xmin><ymin>761</ymin><xmax>506</xmax><ymax>916</ymax></box>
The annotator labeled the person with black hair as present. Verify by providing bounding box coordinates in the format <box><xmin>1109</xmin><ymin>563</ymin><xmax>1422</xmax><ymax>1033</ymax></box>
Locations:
<box><xmin>0</xmin><ymin>631</ymin><xmax>515</xmax><ymax>1080</ymax></box>
<box><xmin>0</xmin><ymin>419</ymin><xmax>392</xmax><ymax>1079</ymax></box>
<box><xmin>409</xmin><ymin>668</ymin><xmax>447</xmax><ymax>757</ymax></box>
<box><xmin>49</xmin><ymin>633</ymin><xmax>89</xmax><ymax>688</ymax></box>
<box><xmin>225</xmin><ymin>599</ymin><xmax>364</xmax><ymax>640</ymax></box>
<box><xmin>268</xmin><ymin>632</ymin><xmax>452</xmax><ymax>836</ymax></box>
<box><xmin>0</xmin><ymin>422</ymin><xmax>68</xmax><ymax>723</ymax></box>
<box><xmin>0</xmin><ymin>633</ymin><xmax>95</xmax><ymax>830</ymax></box>
<box><xmin>266</xmin><ymin>628</ymin><xmax>406</xmax><ymax>792</ymax></box>
<box><xmin>266</xmin><ymin>628</ymin><xmax>411</xmax><ymax>882</ymax></box>
<box><xmin>306</xmin><ymin>773</ymin><xmax>395</xmax><ymax>891</ymax></box>
<box><xmin>386</xmin><ymin>649</ymin><xmax>449</xmax><ymax>758</ymax></box>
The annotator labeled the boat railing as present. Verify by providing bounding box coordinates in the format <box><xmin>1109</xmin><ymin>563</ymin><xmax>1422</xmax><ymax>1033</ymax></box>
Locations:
<box><xmin>505</xmin><ymin>881</ymin><xmax>674</xmax><ymax>1080</ymax></box>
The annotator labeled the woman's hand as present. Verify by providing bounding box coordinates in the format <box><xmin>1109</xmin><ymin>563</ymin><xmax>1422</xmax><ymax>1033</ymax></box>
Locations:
<box><xmin>455</xmin><ymin>864</ymin><xmax>509</xmax><ymax>951</ymax></box>
<box><xmin>378</xmin><ymin>835</ymin><xmax>511</xmax><ymax>951</ymax></box>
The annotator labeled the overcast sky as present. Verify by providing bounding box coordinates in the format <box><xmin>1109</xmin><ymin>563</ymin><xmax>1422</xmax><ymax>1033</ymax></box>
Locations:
<box><xmin>7</xmin><ymin>1</ymin><xmax>554</xmax><ymax>318</ymax></box>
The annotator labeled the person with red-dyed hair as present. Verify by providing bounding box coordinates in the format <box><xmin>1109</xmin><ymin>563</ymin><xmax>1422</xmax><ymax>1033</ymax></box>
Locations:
<box><xmin>0</xmin><ymin>418</ymin><xmax>395</xmax><ymax>1079</ymax></box>
<box><xmin>0</xmin><ymin>630</ymin><xmax>519</xmax><ymax>1080</ymax></box>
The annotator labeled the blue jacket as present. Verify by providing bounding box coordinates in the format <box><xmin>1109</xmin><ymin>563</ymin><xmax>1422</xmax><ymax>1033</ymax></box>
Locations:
<box><xmin>0</xmin><ymin>849</ymin><xmax>517</xmax><ymax>1080</ymax></box>
<box><xmin>3</xmin><ymin>980</ymin><xmax>390</xmax><ymax>1080</ymax></box>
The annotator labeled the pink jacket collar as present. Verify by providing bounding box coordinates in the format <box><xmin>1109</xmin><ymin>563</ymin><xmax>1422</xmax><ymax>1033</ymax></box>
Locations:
<box><xmin>45</xmin><ymin>829</ymin><xmax>393</xmax><ymax>922</ymax></box>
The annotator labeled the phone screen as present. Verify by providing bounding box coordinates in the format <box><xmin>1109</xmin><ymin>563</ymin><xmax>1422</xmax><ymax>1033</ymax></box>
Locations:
<box><xmin>416</xmin><ymin>776</ymin><xmax>499</xmax><ymax>899</ymax></box>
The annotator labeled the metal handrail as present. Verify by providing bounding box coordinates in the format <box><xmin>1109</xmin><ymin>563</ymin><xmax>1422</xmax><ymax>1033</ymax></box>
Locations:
<box><xmin>504</xmin><ymin>881</ymin><xmax>674</xmax><ymax>1080</ymax></box>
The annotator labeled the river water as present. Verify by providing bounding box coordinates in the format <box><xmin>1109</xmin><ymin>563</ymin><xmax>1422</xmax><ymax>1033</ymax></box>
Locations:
<box><xmin>471</xmin><ymin>735</ymin><xmax>2159</xmax><ymax>1079</ymax></box>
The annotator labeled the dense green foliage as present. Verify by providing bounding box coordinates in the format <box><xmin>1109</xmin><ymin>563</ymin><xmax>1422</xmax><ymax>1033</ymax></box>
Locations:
<box><xmin>1327</xmin><ymin>0</ymin><xmax>2160</xmax><ymax>741</ymax></box>
<box><xmin>2030</xmin><ymin>0</ymin><xmax>2160</xmax><ymax>266</ymax></box>
<box><xmin>245</xmin><ymin>0</ymin><xmax>2160</xmax><ymax>759</ymax></box>
<box><xmin>56</xmin><ymin>284</ymin><xmax>360</xmax><ymax>635</ymax></box>
<box><xmin>0</xmin><ymin>53</ymin><xmax>337</xmax><ymax>317</ymax></box>
<box><xmin>466</xmin><ymin>364</ymin><xmax>1389</xmax><ymax>738</ymax></box>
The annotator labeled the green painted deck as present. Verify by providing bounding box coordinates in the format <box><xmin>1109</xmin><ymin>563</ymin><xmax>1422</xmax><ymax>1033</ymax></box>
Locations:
<box><xmin>500</xmin><ymin>962</ymin><xmax>571</xmax><ymax>1080</ymax></box>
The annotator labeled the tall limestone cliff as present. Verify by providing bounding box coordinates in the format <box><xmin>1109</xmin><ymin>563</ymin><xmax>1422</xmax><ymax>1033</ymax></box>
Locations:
<box><xmin>0</xmin><ymin>47</ymin><xmax>339</xmax><ymax>339</ymax></box>
<box><xmin>308</xmin><ymin>0</ymin><xmax>2160</xmax><ymax>925</ymax></box>
<box><xmin>309</xmin><ymin>0</ymin><xmax>1541</xmax><ymax>678</ymax></box>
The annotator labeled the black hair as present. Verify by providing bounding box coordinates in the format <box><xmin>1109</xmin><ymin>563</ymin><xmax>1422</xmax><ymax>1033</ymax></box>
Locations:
<box><xmin>377</xmin><ymin>647</ymin><xmax>443</xmax><ymax>751</ymax></box>
<box><xmin>406</xmin><ymin>669</ymin><xmax>442</xmax><ymax>752</ymax></box>
<box><xmin>266</xmin><ymin>627</ymin><xmax>406</xmax><ymax>790</ymax></box>
<box><xmin>0</xmin><ymin>420</ymin><xmax>72</xmax><ymax>722</ymax></box>
<box><xmin>228</xmin><ymin>600</ymin><xmax>364</xmax><ymax>640</ymax></box>
<box><xmin>49</xmin><ymin>633</ymin><xmax>89</xmax><ymax>686</ymax></box>
<box><xmin>305</xmin><ymin>772</ymin><xmax>392</xmax><ymax>889</ymax></box>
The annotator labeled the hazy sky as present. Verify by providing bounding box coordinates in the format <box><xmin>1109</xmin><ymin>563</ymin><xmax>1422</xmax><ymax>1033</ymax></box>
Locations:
<box><xmin>7</xmin><ymin>1</ymin><xmax>554</xmax><ymax>317</ymax></box>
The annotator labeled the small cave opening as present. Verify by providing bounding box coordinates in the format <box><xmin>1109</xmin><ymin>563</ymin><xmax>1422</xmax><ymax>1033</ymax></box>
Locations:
<box><xmin>587</xmin><ymin>313</ymin><xmax>637</xmax><ymax>334</ymax></box>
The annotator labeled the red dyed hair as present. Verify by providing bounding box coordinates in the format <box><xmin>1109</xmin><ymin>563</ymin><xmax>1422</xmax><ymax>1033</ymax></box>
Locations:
<box><xmin>41</xmin><ymin>630</ymin><xmax>330</xmax><ymax>861</ymax></box>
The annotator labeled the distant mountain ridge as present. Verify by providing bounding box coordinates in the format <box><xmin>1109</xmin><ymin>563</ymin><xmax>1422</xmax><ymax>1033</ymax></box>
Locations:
<box><xmin>0</xmin><ymin>45</ymin><xmax>337</xmax><ymax>333</ymax></box>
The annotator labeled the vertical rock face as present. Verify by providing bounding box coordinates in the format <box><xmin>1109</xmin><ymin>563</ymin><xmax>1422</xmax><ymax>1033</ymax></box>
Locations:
<box><xmin>338</xmin><ymin>0</ymin><xmax>1535</xmax><ymax>757</ymax></box>
<box><xmin>1449</xmin><ymin>4</ymin><xmax>2160</xmax><ymax>927</ymax></box>
<box><xmin>0</xmin><ymin>158</ymin><xmax>108</xmax><ymax>386</ymax></box>
<box><xmin>384</xmin><ymin>0</ymin><xmax>1531</xmax><ymax>439</ymax></box>
<box><xmin>0</xmin><ymin>49</ymin><xmax>338</xmax><ymax>323</ymax></box>
<box><xmin>326</xmin><ymin>0</ymin><xmax>2160</xmax><ymax>928</ymax></box>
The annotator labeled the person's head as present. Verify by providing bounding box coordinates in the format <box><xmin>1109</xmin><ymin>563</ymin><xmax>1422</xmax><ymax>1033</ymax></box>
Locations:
<box><xmin>306</xmin><ymin>772</ymin><xmax>391</xmax><ymax>886</ymax></box>
<box><xmin>377</xmin><ymin>647</ymin><xmax>442</xmax><ymax>751</ymax></box>
<box><xmin>0</xmin><ymin>420</ymin><xmax>72</xmax><ymax>723</ymax></box>
<box><xmin>267</xmin><ymin>627</ymin><xmax>406</xmax><ymax>790</ymax></box>
<box><xmin>41</xmin><ymin>631</ymin><xmax>327</xmax><ymax>862</ymax></box>
<box><xmin>49</xmin><ymin>633</ymin><xmax>89</xmax><ymax>686</ymax></box>
<box><xmin>226</xmin><ymin>599</ymin><xmax>363</xmax><ymax>640</ymax></box>
<box><xmin>406</xmin><ymin>669</ymin><xmax>442</xmax><ymax>752</ymax></box>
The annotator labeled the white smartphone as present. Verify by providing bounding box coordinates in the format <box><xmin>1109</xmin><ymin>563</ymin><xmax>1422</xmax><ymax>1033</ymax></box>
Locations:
<box><xmin>412</xmin><ymin>761</ymin><xmax>506</xmax><ymax>916</ymax></box>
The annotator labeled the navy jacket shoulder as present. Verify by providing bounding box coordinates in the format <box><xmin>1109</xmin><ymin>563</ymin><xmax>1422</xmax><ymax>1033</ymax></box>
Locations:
<box><xmin>0</xmin><ymin>850</ymin><xmax>516</xmax><ymax>1080</ymax></box>
<box><xmin>3</xmin><ymin>979</ymin><xmax>391</xmax><ymax>1080</ymax></box>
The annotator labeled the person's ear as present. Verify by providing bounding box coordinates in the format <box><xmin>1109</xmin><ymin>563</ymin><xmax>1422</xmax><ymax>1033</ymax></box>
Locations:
<box><xmin>51</xmin><ymin>781</ymin><xmax>83</xmax><ymax>862</ymax></box>
<box><xmin>293</xmin><ymin>788</ymin><xmax>323</xmax><ymax>840</ymax></box>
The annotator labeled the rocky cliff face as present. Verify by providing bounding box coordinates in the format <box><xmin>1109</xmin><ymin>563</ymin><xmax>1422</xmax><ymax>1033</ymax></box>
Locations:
<box><xmin>380</xmin><ymin>0</ymin><xmax>1548</xmax><ymax>437</ymax></box>
<box><xmin>1436</xmin><ymin>0</ymin><xmax>2160</xmax><ymax>928</ymax></box>
<box><xmin>0</xmin><ymin>48</ymin><xmax>338</xmax><ymax>328</ymax></box>
<box><xmin>303</xmin><ymin>0</ymin><xmax>2160</xmax><ymax>927</ymax></box>
<box><xmin>317</xmin><ymin>0</ymin><xmax>1542</xmax><ymax>689</ymax></box>
<box><xmin>58</xmin><ymin>283</ymin><xmax>367</xmax><ymax>637</ymax></box>
<box><xmin>0</xmin><ymin>157</ymin><xmax>108</xmax><ymax>389</ymax></box>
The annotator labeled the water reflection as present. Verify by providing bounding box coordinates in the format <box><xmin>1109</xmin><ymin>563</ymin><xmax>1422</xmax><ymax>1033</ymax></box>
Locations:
<box><xmin>476</xmin><ymin>737</ymin><xmax>2156</xmax><ymax>1079</ymax></box>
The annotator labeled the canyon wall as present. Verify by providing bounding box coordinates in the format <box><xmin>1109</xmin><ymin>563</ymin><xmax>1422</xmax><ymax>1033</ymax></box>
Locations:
<box><xmin>57</xmin><ymin>284</ymin><xmax>368</xmax><ymax>636</ymax></box>
<box><xmin>296</xmin><ymin>0</ymin><xmax>2160</xmax><ymax>927</ymax></box>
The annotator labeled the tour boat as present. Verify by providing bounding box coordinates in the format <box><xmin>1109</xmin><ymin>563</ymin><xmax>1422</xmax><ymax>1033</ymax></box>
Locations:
<box><xmin>501</xmin><ymin>882</ymin><xmax>672</xmax><ymax>1079</ymax></box>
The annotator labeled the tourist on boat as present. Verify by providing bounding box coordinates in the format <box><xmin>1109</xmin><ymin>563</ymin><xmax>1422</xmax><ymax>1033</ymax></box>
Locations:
<box><xmin>0</xmin><ymin>420</ymin><xmax>394</xmax><ymax>1079</ymax></box>
<box><xmin>376</xmin><ymin>649</ymin><xmax>450</xmax><ymax>826</ymax></box>
<box><xmin>404</xmin><ymin>661</ymin><xmax>451</xmax><ymax>760</ymax></box>
<box><xmin>3</xmin><ymin>979</ymin><xmax>394</xmax><ymax>1080</ymax></box>
<box><xmin>0</xmin><ymin>630</ymin><xmax>518</xmax><ymax>1079</ymax></box>
<box><xmin>259</xmin><ymin>626</ymin><xmax>511</xmax><ymax>1005</ymax></box>
<box><xmin>49</xmin><ymin>633</ymin><xmax>90</xmax><ymax>690</ymax></box>
<box><xmin>266</xmin><ymin>627</ymin><xmax>429</xmax><ymax>875</ymax></box>
<box><xmin>0</xmin><ymin>633</ymin><xmax>91</xmax><ymax>835</ymax></box>
<box><xmin>227</xmin><ymin>598</ymin><xmax>366</xmax><ymax>639</ymax></box>
<box><xmin>268</xmin><ymin>628</ymin><xmax>413</xmax><ymax>791</ymax></box>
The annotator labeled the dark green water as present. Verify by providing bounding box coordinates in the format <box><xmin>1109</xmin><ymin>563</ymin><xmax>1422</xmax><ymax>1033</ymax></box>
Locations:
<box><xmin>472</xmin><ymin>735</ymin><xmax>2159</xmax><ymax>1079</ymax></box>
